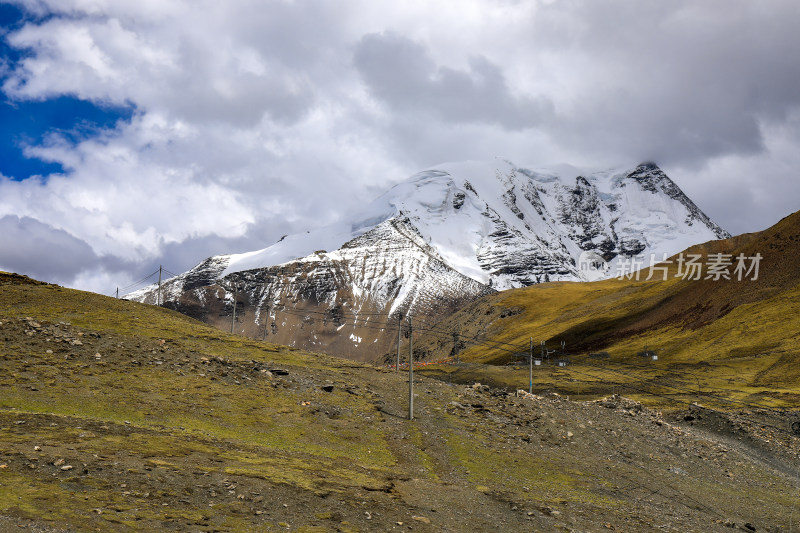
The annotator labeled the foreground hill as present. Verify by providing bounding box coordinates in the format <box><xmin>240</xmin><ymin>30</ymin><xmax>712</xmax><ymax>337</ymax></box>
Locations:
<box><xmin>1</xmin><ymin>272</ymin><xmax>799</xmax><ymax>531</ymax></box>
<box><xmin>127</xmin><ymin>160</ymin><xmax>727</xmax><ymax>363</ymax></box>
<box><xmin>415</xmin><ymin>210</ymin><xmax>800</xmax><ymax>411</ymax></box>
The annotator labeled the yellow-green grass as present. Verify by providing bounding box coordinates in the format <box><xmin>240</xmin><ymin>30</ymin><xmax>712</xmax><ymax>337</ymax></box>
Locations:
<box><xmin>3</xmin><ymin>275</ymin><xmax>799</xmax><ymax>531</ymax></box>
<box><xmin>0</xmin><ymin>279</ymin><xmax>401</xmax><ymax>529</ymax></box>
<box><xmin>0</xmin><ymin>281</ymin><xmax>326</xmax><ymax>367</ymax></box>
<box><xmin>419</xmin><ymin>275</ymin><xmax>800</xmax><ymax>411</ymax></box>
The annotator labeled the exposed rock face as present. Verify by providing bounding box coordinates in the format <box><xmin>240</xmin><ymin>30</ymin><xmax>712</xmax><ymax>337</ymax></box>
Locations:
<box><xmin>128</xmin><ymin>159</ymin><xmax>728</xmax><ymax>362</ymax></box>
<box><xmin>131</xmin><ymin>218</ymin><xmax>494</xmax><ymax>362</ymax></box>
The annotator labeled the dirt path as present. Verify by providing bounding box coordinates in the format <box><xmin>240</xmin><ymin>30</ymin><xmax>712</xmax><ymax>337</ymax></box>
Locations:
<box><xmin>354</xmin><ymin>370</ymin><xmax>551</xmax><ymax>531</ymax></box>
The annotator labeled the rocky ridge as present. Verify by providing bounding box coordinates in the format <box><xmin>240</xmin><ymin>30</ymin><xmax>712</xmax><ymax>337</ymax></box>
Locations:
<box><xmin>128</xmin><ymin>160</ymin><xmax>728</xmax><ymax>361</ymax></box>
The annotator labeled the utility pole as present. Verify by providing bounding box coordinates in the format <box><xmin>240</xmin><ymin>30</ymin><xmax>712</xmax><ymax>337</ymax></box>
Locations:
<box><xmin>115</xmin><ymin>287</ymin><xmax>119</xmax><ymax>299</ymax></box>
<box><xmin>231</xmin><ymin>283</ymin><xmax>238</xmax><ymax>334</ymax></box>
<box><xmin>408</xmin><ymin>315</ymin><xmax>414</xmax><ymax>420</ymax></box>
<box><xmin>157</xmin><ymin>265</ymin><xmax>162</xmax><ymax>307</ymax></box>
<box><xmin>453</xmin><ymin>331</ymin><xmax>459</xmax><ymax>364</ymax></box>
<box><xmin>541</xmin><ymin>340</ymin><xmax>546</xmax><ymax>361</ymax></box>
<box><xmin>529</xmin><ymin>337</ymin><xmax>533</xmax><ymax>394</ymax></box>
<box><xmin>396</xmin><ymin>313</ymin><xmax>402</xmax><ymax>372</ymax></box>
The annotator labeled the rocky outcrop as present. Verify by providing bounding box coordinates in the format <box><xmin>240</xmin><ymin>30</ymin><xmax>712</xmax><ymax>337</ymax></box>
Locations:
<box><xmin>128</xmin><ymin>159</ymin><xmax>728</xmax><ymax>361</ymax></box>
<box><xmin>131</xmin><ymin>218</ymin><xmax>493</xmax><ymax>362</ymax></box>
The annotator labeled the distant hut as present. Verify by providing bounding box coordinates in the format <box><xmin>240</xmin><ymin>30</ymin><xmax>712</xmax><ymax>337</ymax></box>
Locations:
<box><xmin>637</xmin><ymin>349</ymin><xmax>658</xmax><ymax>361</ymax></box>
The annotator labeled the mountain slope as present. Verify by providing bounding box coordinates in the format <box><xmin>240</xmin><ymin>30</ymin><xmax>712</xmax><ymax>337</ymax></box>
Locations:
<box><xmin>183</xmin><ymin>159</ymin><xmax>728</xmax><ymax>288</ymax></box>
<box><xmin>414</xmin><ymin>210</ymin><xmax>800</xmax><ymax>408</ymax></box>
<box><xmin>2</xmin><ymin>272</ymin><xmax>799</xmax><ymax>531</ymax></box>
<box><xmin>132</xmin><ymin>217</ymin><xmax>494</xmax><ymax>362</ymax></box>
<box><xmin>129</xmin><ymin>159</ymin><xmax>728</xmax><ymax>361</ymax></box>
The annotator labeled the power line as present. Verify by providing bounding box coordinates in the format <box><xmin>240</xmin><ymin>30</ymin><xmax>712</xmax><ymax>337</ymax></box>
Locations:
<box><xmin>420</xmin><ymin>337</ymin><xmax>799</xmax><ymax>440</ymax></box>
<box><xmin>109</xmin><ymin>271</ymin><xmax>798</xmax><ymax>434</ymax></box>
<box><xmin>273</xmin><ymin>305</ymin><xmax>529</xmax><ymax>357</ymax></box>
<box><xmin>118</xmin><ymin>269</ymin><xmax>160</xmax><ymax>292</ymax></box>
<box><xmin>270</xmin><ymin>304</ymin><xmax>530</xmax><ymax>356</ymax></box>
<box><xmin>446</xmin><ymin>324</ymin><xmax>791</xmax><ymax>415</ymax></box>
<box><xmin>113</xmin><ymin>266</ymin><xmax>182</xmax><ymax>298</ymax></box>
<box><xmin>130</xmin><ymin>285</ymin><xmax>787</xmax><ymax>416</ymax></box>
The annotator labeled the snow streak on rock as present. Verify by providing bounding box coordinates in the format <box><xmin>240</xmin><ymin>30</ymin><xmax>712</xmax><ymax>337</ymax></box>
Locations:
<box><xmin>128</xmin><ymin>159</ymin><xmax>728</xmax><ymax>361</ymax></box>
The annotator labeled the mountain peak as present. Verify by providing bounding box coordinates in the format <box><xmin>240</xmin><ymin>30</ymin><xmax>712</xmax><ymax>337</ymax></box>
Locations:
<box><xmin>127</xmin><ymin>158</ymin><xmax>729</xmax><ymax>361</ymax></box>
<box><xmin>140</xmin><ymin>158</ymin><xmax>729</xmax><ymax>290</ymax></box>
<box><xmin>637</xmin><ymin>161</ymin><xmax>660</xmax><ymax>171</ymax></box>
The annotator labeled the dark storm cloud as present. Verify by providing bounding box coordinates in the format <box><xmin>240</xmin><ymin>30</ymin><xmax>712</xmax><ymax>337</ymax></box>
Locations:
<box><xmin>0</xmin><ymin>214</ymin><xmax>142</xmax><ymax>286</ymax></box>
<box><xmin>354</xmin><ymin>32</ymin><xmax>553</xmax><ymax>130</ymax></box>
<box><xmin>528</xmin><ymin>0</ymin><xmax>800</xmax><ymax>167</ymax></box>
<box><xmin>350</xmin><ymin>2</ymin><xmax>800</xmax><ymax>173</ymax></box>
<box><xmin>0</xmin><ymin>215</ymin><xmax>99</xmax><ymax>282</ymax></box>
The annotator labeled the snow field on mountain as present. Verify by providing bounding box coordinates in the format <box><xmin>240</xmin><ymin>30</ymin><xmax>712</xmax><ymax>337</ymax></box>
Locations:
<box><xmin>131</xmin><ymin>158</ymin><xmax>729</xmax><ymax>303</ymax></box>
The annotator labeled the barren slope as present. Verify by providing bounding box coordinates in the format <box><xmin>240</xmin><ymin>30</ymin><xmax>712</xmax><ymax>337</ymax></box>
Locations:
<box><xmin>1</xmin><ymin>273</ymin><xmax>799</xmax><ymax>532</ymax></box>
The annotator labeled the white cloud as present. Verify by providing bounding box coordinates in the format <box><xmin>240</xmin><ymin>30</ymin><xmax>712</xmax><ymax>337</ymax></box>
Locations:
<box><xmin>0</xmin><ymin>0</ymin><xmax>799</xmax><ymax>291</ymax></box>
<box><xmin>2</xmin><ymin>114</ymin><xmax>258</xmax><ymax>258</ymax></box>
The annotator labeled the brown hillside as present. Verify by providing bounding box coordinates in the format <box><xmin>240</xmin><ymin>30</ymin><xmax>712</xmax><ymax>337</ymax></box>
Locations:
<box><xmin>527</xmin><ymin>210</ymin><xmax>800</xmax><ymax>351</ymax></box>
<box><xmin>660</xmin><ymin>210</ymin><xmax>800</xmax><ymax>328</ymax></box>
<box><xmin>412</xmin><ymin>211</ymin><xmax>800</xmax><ymax>410</ymax></box>
<box><xmin>5</xmin><ymin>271</ymin><xmax>800</xmax><ymax>531</ymax></box>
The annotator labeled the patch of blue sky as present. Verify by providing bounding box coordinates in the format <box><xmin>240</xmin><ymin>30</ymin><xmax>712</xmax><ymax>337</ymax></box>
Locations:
<box><xmin>0</xmin><ymin>3</ymin><xmax>135</xmax><ymax>180</ymax></box>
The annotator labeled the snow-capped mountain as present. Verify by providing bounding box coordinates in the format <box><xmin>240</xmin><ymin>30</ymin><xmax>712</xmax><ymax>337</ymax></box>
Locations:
<box><xmin>128</xmin><ymin>159</ymin><xmax>729</xmax><ymax>361</ymax></box>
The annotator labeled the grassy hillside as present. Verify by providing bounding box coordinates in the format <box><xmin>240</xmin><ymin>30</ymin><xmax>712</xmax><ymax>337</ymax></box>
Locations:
<box><xmin>1</xmin><ymin>272</ymin><xmax>799</xmax><ymax>531</ymax></box>
<box><xmin>414</xmin><ymin>211</ymin><xmax>800</xmax><ymax>411</ymax></box>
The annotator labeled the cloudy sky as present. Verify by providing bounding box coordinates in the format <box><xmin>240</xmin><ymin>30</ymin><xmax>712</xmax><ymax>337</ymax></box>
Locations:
<box><xmin>1</xmin><ymin>0</ymin><xmax>798</xmax><ymax>294</ymax></box>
